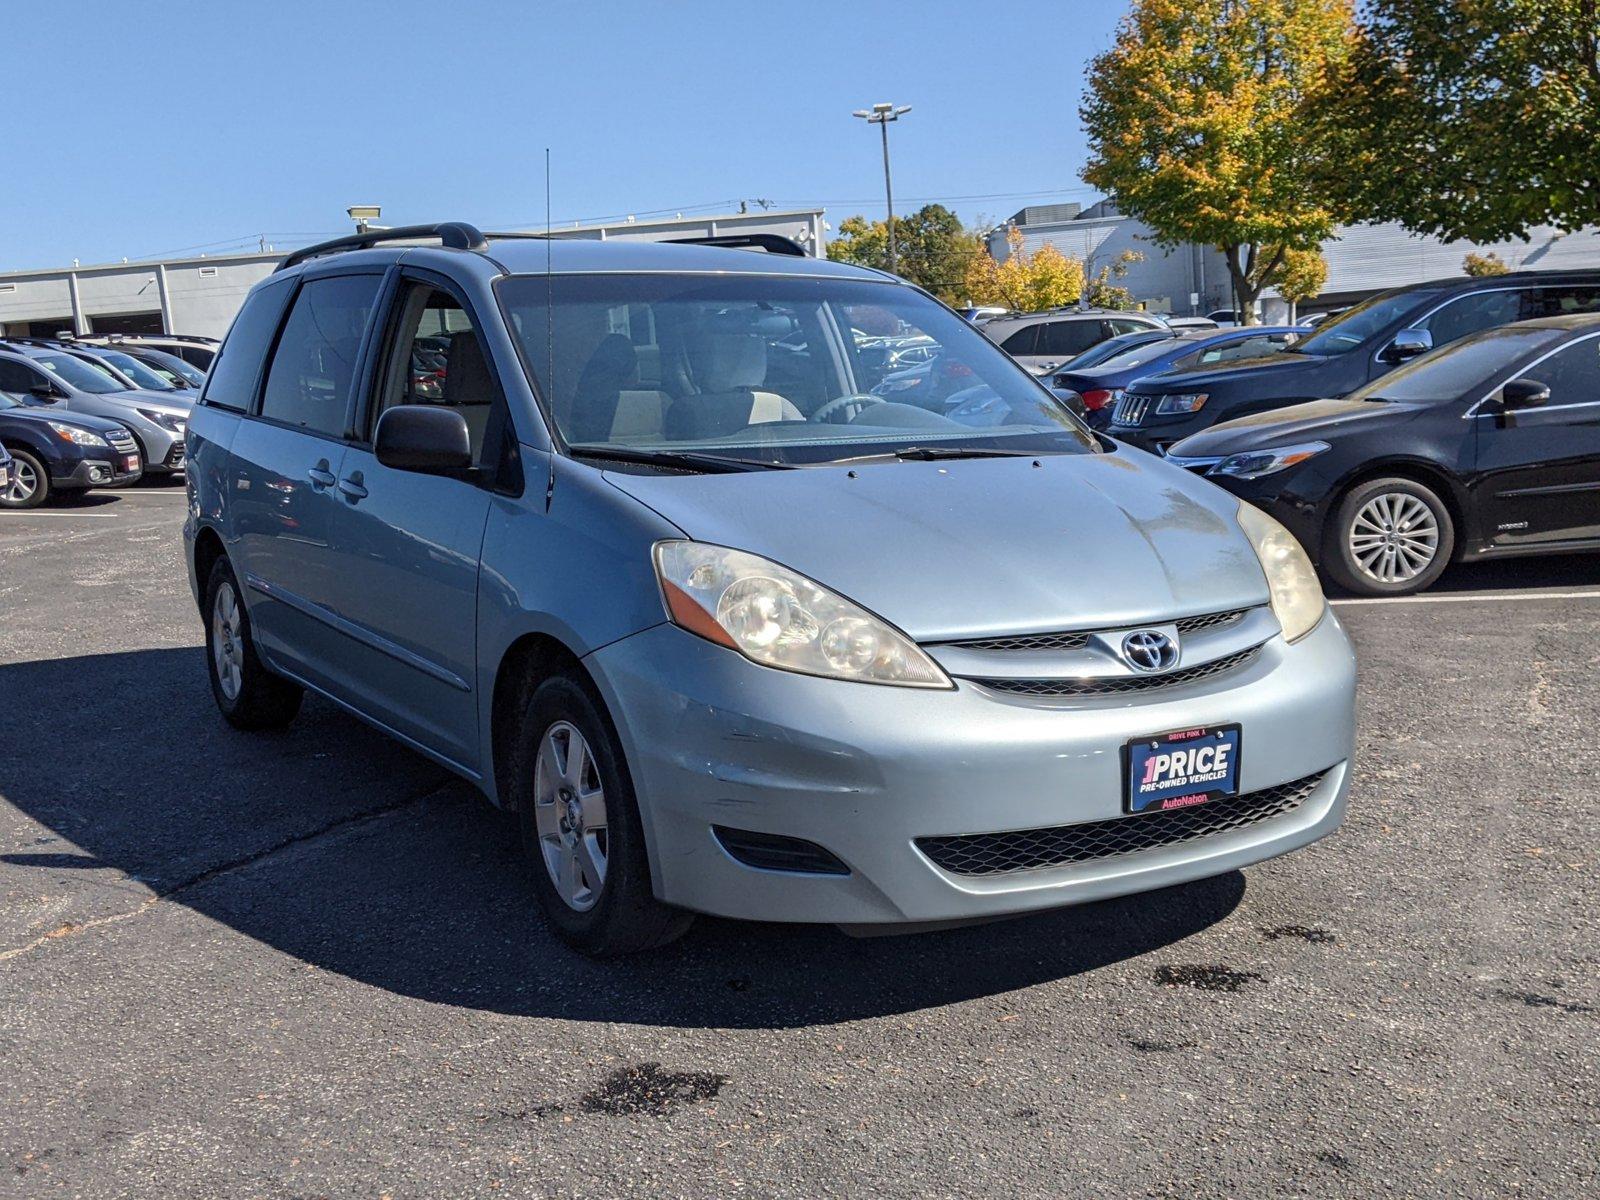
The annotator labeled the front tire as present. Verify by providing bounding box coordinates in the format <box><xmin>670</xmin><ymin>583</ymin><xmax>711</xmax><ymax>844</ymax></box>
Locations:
<box><xmin>0</xmin><ymin>450</ymin><xmax>49</xmax><ymax>509</ymax></box>
<box><xmin>511</xmin><ymin>673</ymin><xmax>692</xmax><ymax>957</ymax></box>
<box><xmin>1326</xmin><ymin>477</ymin><xmax>1455</xmax><ymax>597</ymax></box>
<box><xmin>204</xmin><ymin>558</ymin><xmax>304</xmax><ymax>730</ymax></box>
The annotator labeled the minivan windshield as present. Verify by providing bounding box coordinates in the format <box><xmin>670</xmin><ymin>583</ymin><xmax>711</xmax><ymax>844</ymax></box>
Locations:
<box><xmin>1291</xmin><ymin>288</ymin><xmax>1445</xmax><ymax>356</ymax></box>
<box><xmin>1349</xmin><ymin>325</ymin><xmax>1567</xmax><ymax>405</ymax></box>
<box><xmin>498</xmin><ymin>274</ymin><xmax>1098</xmax><ymax>466</ymax></box>
<box><xmin>35</xmin><ymin>352</ymin><xmax>127</xmax><ymax>394</ymax></box>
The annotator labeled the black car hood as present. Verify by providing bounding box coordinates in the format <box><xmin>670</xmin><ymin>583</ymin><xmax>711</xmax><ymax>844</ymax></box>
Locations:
<box><xmin>2</xmin><ymin>403</ymin><xmax>128</xmax><ymax>436</ymax></box>
<box><xmin>1127</xmin><ymin>351</ymin><xmax>1332</xmax><ymax>394</ymax></box>
<box><xmin>1169</xmin><ymin>397</ymin><xmax>1422</xmax><ymax>456</ymax></box>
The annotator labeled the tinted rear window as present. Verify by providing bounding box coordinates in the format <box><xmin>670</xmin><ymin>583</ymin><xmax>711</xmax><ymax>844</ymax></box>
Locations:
<box><xmin>203</xmin><ymin>277</ymin><xmax>294</xmax><ymax>412</ymax></box>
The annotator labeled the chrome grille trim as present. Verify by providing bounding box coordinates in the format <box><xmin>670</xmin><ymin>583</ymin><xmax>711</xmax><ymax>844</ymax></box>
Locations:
<box><xmin>1112</xmin><ymin>391</ymin><xmax>1154</xmax><ymax>426</ymax></box>
<box><xmin>916</xmin><ymin>771</ymin><xmax>1327</xmax><ymax>876</ymax></box>
<box><xmin>969</xmin><ymin>646</ymin><xmax>1261</xmax><ymax>697</ymax></box>
<box><xmin>941</xmin><ymin>608</ymin><xmax>1250</xmax><ymax>654</ymax></box>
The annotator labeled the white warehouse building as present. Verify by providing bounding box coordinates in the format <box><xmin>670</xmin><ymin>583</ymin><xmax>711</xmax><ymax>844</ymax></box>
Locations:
<box><xmin>987</xmin><ymin>200</ymin><xmax>1600</xmax><ymax>319</ymax></box>
<box><xmin>0</xmin><ymin>209</ymin><xmax>827</xmax><ymax>341</ymax></box>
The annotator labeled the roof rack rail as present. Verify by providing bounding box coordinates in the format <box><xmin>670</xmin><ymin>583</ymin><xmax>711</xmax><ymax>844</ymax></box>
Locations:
<box><xmin>664</xmin><ymin>233</ymin><xmax>808</xmax><ymax>257</ymax></box>
<box><xmin>277</xmin><ymin>222</ymin><xmax>488</xmax><ymax>272</ymax></box>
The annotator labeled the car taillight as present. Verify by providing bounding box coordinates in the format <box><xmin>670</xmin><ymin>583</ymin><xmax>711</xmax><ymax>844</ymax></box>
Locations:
<box><xmin>1080</xmin><ymin>389</ymin><xmax>1113</xmax><ymax>411</ymax></box>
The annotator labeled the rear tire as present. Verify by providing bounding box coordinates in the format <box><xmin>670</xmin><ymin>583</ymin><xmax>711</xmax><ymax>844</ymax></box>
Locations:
<box><xmin>1325</xmin><ymin>477</ymin><xmax>1454</xmax><ymax>597</ymax></box>
<box><xmin>204</xmin><ymin>558</ymin><xmax>304</xmax><ymax>730</ymax></box>
<box><xmin>511</xmin><ymin>673</ymin><xmax>692</xmax><ymax>957</ymax></box>
<box><xmin>1</xmin><ymin>450</ymin><xmax>49</xmax><ymax>509</ymax></box>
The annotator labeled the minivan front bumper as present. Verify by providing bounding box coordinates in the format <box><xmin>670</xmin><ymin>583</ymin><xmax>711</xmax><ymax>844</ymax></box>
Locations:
<box><xmin>586</xmin><ymin>612</ymin><xmax>1356</xmax><ymax>926</ymax></box>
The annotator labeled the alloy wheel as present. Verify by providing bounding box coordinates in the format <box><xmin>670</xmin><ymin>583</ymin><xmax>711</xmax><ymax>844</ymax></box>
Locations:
<box><xmin>212</xmin><ymin>580</ymin><xmax>244</xmax><ymax>701</ymax></box>
<box><xmin>533</xmin><ymin>721</ymin><xmax>609</xmax><ymax>912</ymax></box>
<box><xmin>5</xmin><ymin>460</ymin><xmax>37</xmax><ymax>505</ymax></box>
<box><xmin>1348</xmin><ymin>492</ymin><xmax>1440</xmax><ymax>584</ymax></box>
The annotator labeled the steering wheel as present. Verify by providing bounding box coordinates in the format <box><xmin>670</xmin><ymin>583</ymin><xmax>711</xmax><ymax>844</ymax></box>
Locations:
<box><xmin>810</xmin><ymin>393</ymin><xmax>887</xmax><ymax>424</ymax></box>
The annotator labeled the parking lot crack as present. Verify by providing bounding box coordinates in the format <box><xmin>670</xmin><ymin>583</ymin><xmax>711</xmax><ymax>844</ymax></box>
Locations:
<box><xmin>0</xmin><ymin>786</ymin><xmax>445</xmax><ymax>964</ymax></box>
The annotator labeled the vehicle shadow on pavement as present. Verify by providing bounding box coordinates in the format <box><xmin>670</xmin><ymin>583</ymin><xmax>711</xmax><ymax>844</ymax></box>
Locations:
<box><xmin>0</xmin><ymin>648</ymin><xmax>1244</xmax><ymax>1029</ymax></box>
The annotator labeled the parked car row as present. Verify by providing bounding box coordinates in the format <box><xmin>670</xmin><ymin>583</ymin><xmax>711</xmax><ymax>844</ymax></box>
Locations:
<box><xmin>0</xmin><ymin>334</ymin><xmax>212</xmax><ymax>508</ymax></box>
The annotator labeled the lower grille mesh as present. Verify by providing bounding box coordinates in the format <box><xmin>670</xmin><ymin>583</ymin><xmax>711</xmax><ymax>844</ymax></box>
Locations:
<box><xmin>916</xmin><ymin>771</ymin><xmax>1327</xmax><ymax>876</ymax></box>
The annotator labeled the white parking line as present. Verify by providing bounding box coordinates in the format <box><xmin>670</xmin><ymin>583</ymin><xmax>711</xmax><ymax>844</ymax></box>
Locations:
<box><xmin>1332</xmin><ymin>589</ymin><xmax>1600</xmax><ymax>606</ymax></box>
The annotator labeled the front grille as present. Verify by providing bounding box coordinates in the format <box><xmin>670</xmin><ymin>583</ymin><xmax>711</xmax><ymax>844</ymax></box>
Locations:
<box><xmin>164</xmin><ymin>443</ymin><xmax>186</xmax><ymax>468</ymax></box>
<box><xmin>970</xmin><ymin>646</ymin><xmax>1261</xmax><ymax>697</ymax></box>
<box><xmin>1177</xmin><ymin>608</ymin><xmax>1248</xmax><ymax>634</ymax></box>
<box><xmin>105</xmin><ymin>429</ymin><xmax>137</xmax><ymax>452</ymax></box>
<box><xmin>1112</xmin><ymin>392</ymin><xmax>1154</xmax><ymax>426</ymax></box>
<box><xmin>916</xmin><ymin>771</ymin><xmax>1327</xmax><ymax>876</ymax></box>
<box><xmin>943</xmin><ymin>609</ymin><xmax>1250</xmax><ymax>654</ymax></box>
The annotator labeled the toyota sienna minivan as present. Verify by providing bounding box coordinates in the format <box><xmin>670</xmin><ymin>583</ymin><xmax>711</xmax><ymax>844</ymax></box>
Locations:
<box><xmin>185</xmin><ymin>223</ymin><xmax>1356</xmax><ymax>956</ymax></box>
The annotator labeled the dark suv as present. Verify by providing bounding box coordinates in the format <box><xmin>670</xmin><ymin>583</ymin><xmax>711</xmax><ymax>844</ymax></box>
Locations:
<box><xmin>1106</xmin><ymin>270</ymin><xmax>1600</xmax><ymax>451</ymax></box>
<box><xmin>0</xmin><ymin>390</ymin><xmax>142</xmax><ymax>508</ymax></box>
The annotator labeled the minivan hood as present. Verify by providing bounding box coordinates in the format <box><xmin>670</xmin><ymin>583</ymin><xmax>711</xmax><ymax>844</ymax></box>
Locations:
<box><xmin>1170</xmin><ymin>397</ymin><xmax>1420</xmax><ymax>456</ymax></box>
<box><xmin>604</xmin><ymin>450</ymin><xmax>1269</xmax><ymax>641</ymax></box>
<box><xmin>1128</xmin><ymin>351</ymin><xmax>1331</xmax><ymax>394</ymax></box>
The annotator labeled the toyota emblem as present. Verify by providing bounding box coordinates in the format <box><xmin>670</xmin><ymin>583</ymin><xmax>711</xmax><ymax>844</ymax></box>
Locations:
<box><xmin>1120</xmin><ymin>629</ymin><xmax>1179</xmax><ymax>672</ymax></box>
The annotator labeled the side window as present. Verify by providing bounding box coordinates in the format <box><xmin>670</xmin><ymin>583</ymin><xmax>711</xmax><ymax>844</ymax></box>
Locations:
<box><xmin>1415</xmin><ymin>290</ymin><xmax>1523</xmax><ymax>348</ymax></box>
<box><xmin>203</xmin><ymin>277</ymin><xmax>294</xmax><ymax>411</ymax></box>
<box><xmin>372</xmin><ymin>285</ymin><xmax>502</xmax><ymax>464</ymax></box>
<box><xmin>999</xmin><ymin>326</ymin><xmax>1038</xmax><ymax>355</ymax></box>
<box><xmin>1520</xmin><ymin>286</ymin><xmax>1600</xmax><ymax>320</ymax></box>
<box><xmin>1037</xmin><ymin>321</ymin><xmax>1100</xmax><ymax>357</ymax></box>
<box><xmin>1109</xmin><ymin>318</ymin><xmax>1150</xmax><ymax>336</ymax></box>
<box><xmin>259</xmin><ymin>274</ymin><xmax>383</xmax><ymax>436</ymax></box>
<box><xmin>1516</xmin><ymin>337</ymin><xmax>1600</xmax><ymax>410</ymax></box>
<box><xmin>0</xmin><ymin>358</ymin><xmax>44</xmax><ymax>393</ymax></box>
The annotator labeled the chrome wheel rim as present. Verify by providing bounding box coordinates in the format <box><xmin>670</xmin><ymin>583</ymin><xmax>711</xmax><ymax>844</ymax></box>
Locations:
<box><xmin>5</xmin><ymin>461</ymin><xmax>37</xmax><ymax>504</ymax></box>
<box><xmin>533</xmin><ymin>721</ymin><xmax>609</xmax><ymax>912</ymax></box>
<box><xmin>212</xmin><ymin>581</ymin><xmax>243</xmax><ymax>701</ymax></box>
<box><xmin>1349</xmin><ymin>492</ymin><xmax>1440</xmax><ymax>584</ymax></box>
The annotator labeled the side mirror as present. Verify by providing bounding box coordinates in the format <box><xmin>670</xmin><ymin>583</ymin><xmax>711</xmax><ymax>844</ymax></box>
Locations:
<box><xmin>373</xmin><ymin>405</ymin><xmax>473</xmax><ymax>474</ymax></box>
<box><xmin>1498</xmin><ymin>378</ymin><xmax>1551</xmax><ymax>411</ymax></box>
<box><xmin>1384</xmin><ymin>328</ymin><xmax>1433</xmax><ymax>363</ymax></box>
<box><xmin>1049</xmin><ymin>386</ymin><xmax>1087</xmax><ymax>417</ymax></box>
<box><xmin>30</xmin><ymin>380</ymin><xmax>59</xmax><ymax>400</ymax></box>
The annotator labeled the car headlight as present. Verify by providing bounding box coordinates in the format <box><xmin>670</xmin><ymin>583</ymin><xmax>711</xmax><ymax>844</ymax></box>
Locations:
<box><xmin>1155</xmin><ymin>392</ymin><xmax>1209</xmax><ymax>415</ymax></box>
<box><xmin>136</xmin><ymin>408</ymin><xmax>187</xmax><ymax>433</ymax></box>
<box><xmin>653</xmin><ymin>541</ymin><xmax>952</xmax><ymax>688</ymax></box>
<box><xmin>1236</xmin><ymin>502</ymin><xmax>1325</xmax><ymax>642</ymax></box>
<box><xmin>1211</xmin><ymin>441</ymin><xmax>1329</xmax><ymax>480</ymax></box>
<box><xmin>47</xmin><ymin>421</ymin><xmax>109</xmax><ymax>447</ymax></box>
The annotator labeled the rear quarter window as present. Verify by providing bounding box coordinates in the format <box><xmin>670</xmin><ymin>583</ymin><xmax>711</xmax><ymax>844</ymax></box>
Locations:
<box><xmin>201</xmin><ymin>277</ymin><xmax>294</xmax><ymax>412</ymax></box>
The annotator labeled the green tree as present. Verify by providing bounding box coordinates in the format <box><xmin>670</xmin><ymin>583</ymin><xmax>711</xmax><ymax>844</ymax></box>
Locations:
<box><xmin>1463</xmin><ymin>251</ymin><xmax>1511</xmax><ymax>277</ymax></box>
<box><xmin>1275</xmin><ymin>248</ymin><xmax>1327</xmax><ymax>321</ymax></box>
<box><xmin>1328</xmin><ymin>1</ymin><xmax>1600</xmax><ymax>242</ymax></box>
<box><xmin>826</xmin><ymin>204</ymin><xmax>984</xmax><ymax>302</ymax></box>
<box><xmin>1081</xmin><ymin>0</ymin><xmax>1356</xmax><ymax>323</ymax></box>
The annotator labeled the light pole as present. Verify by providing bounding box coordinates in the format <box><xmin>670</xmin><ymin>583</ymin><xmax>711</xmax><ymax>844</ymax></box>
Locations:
<box><xmin>852</xmin><ymin>103</ymin><xmax>912</xmax><ymax>275</ymax></box>
<box><xmin>346</xmin><ymin>205</ymin><xmax>383</xmax><ymax>234</ymax></box>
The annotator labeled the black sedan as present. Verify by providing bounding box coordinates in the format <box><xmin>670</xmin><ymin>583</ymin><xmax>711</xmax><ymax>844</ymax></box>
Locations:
<box><xmin>1164</xmin><ymin>315</ymin><xmax>1600</xmax><ymax>596</ymax></box>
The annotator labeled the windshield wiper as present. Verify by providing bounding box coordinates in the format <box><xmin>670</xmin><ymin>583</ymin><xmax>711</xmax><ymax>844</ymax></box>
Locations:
<box><xmin>568</xmin><ymin>445</ymin><xmax>795</xmax><ymax>473</ymax></box>
<box><xmin>891</xmin><ymin>445</ymin><xmax>1040</xmax><ymax>461</ymax></box>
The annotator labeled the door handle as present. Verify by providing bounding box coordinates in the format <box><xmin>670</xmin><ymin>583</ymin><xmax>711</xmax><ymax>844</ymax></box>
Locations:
<box><xmin>306</xmin><ymin>463</ymin><xmax>336</xmax><ymax>489</ymax></box>
<box><xmin>338</xmin><ymin>472</ymin><xmax>368</xmax><ymax>502</ymax></box>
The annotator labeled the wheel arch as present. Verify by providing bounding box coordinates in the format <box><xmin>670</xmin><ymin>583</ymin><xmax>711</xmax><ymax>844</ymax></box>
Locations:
<box><xmin>489</xmin><ymin>632</ymin><xmax>605</xmax><ymax>812</ymax></box>
<box><xmin>1324</xmin><ymin>458</ymin><xmax>1469</xmax><ymax>562</ymax></box>
<box><xmin>191</xmin><ymin>526</ymin><xmax>228</xmax><ymax>617</ymax></box>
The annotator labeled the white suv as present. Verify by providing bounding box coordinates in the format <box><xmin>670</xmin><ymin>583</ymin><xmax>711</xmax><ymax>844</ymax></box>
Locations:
<box><xmin>982</xmin><ymin>310</ymin><xmax>1167</xmax><ymax>375</ymax></box>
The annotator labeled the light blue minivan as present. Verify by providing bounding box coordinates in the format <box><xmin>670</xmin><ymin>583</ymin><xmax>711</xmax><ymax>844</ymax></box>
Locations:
<box><xmin>185</xmin><ymin>224</ymin><xmax>1355</xmax><ymax>956</ymax></box>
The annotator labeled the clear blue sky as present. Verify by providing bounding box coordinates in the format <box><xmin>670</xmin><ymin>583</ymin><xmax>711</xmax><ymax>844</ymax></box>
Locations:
<box><xmin>4</xmin><ymin>0</ymin><xmax>1130</xmax><ymax>271</ymax></box>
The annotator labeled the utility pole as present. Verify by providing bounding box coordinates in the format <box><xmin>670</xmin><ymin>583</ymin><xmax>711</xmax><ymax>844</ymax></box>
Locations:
<box><xmin>852</xmin><ymin>103</ymin><xmax>912</xmax><ymax>276</ymax></box>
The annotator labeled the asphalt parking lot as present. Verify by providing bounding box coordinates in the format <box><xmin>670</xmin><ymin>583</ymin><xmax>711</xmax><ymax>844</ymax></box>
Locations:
<box><xmin>1</xmin><ymin>485</ymin><xmax>1597</xmax><ymax>1199</ymax></box>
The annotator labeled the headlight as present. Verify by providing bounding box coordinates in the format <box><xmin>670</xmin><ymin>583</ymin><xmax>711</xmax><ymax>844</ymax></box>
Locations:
<box><xmin>1211</xmin><ymin>441</ymin><xmax>1329</xmax><ymax>480</ymax></box>
<box><xmin>653</xmin><ymin>541</ymin><xmax>952</xmax><ymax>688</ymax></box>
<box><xmin>1155</xmin><ymin>392</ymin><xmax>1209</xmax><ymax>415</ymax></box>
<box><xmin>1236</xmin><ymin>502</ymin><xmax>1325</xmax><ymax>642</ymax></box>
<box><xmin>136</xmin><ymin>408</ymin><xmax>187</xmax><ymax>433</ymax></box>
<box><xmin>47</xmin><ymin>421</ymin><xmax>109</xmax><ymax>447</ymax></box>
